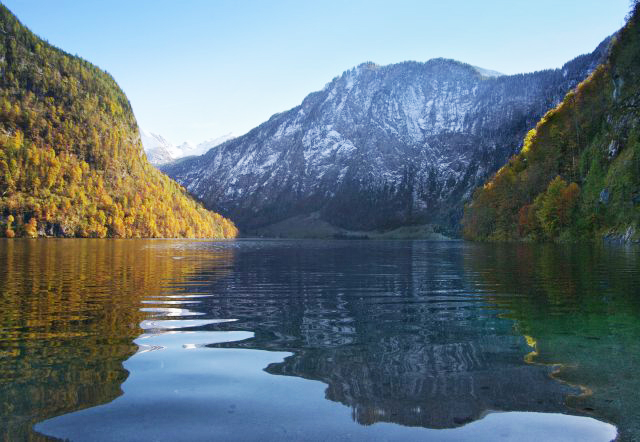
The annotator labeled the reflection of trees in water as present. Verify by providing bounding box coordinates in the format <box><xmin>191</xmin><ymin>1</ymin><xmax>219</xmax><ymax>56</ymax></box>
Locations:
<box><xmin>0</xmin><ymin>239</ymin><xmax>234</xmax><ymax>440</ymax></box>
<box><xmin>202</xmin><ymin>241</ymin><xmax>577</xmax><ymax>429</ymax></box>
<box><xmin>464</xmin><ymin>243</ymin><xmax>640</xmax><ymax>441</ymax></box>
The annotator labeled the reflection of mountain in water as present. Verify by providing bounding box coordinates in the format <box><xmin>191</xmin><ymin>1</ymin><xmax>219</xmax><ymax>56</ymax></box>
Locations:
<box><xmin>0</xmin><ymin>240</ymin><xmax>233</xmax><ymax>440</ymax></box>
<box><xmin>198</xmin><ymin>241</ymin><xmax>578</xmax><ymax>428</ymax></box>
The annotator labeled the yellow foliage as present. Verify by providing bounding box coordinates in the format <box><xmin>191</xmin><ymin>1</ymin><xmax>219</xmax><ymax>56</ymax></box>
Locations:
<box><xmin>0</xmin><ymin>5</ymin><xmax>237</xmax><ymax>239</ymax></box>
<box><xmin>24</xmin><ymin>217</ymin><xmax>38</xmax><ymax>238</ymax></box>
<box><xmin>520</xmin><ymin>128</ymin><xmax>537</xmax><ymax>155</ymax></box>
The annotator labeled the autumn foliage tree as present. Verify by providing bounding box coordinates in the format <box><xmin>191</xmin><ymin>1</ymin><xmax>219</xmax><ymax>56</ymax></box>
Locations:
<box><xmin>0</xmin><ymin>5</ymin><xmax>237</xmax><ymax>238</ymax></box>
<box><xmin>463</xmin><ymin>1</ymin><xmax>640</xmax><ymax>242</ymax></box>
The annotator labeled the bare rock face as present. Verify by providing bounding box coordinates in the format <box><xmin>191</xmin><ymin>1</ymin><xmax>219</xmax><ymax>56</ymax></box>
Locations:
<box><xmin>164</xmin><ymin>38</ymin><xmax>610</xmax><ymax>235</ymax></box>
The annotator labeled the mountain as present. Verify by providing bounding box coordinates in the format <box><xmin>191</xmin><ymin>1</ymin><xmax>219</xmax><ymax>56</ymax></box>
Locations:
<box><xmin>140</xmin><ymin>129</ymin><xmax>176</xmax><ymax>166</ymax></box>
<box><xmin>163</xmin><ymin>41</ymin><xmax>611</xmax><ymax>237</ymax></box>
<box><xmin>183</xmin><ymin>133</ymin><xmax>236</xmax><ymax>157</ymax></box>
<box><xmin>141</xmin><ymin>131</ymin><xmax>235</xmax><ymax>166</ymax></box>
<box><xmin>463</xmin><ymin>4</ymin><xmax>640</xmax><ymax>242</ymax></box>
<box><xmin>0</xmin><ymin>5</ymin><xmax>237</xmax><ymax>238</ymax></box>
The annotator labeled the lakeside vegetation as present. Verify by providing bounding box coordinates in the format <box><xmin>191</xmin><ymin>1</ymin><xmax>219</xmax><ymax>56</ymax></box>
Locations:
<box><xmin>0</xmin><ymin>5</ymin><xmax>237</xmax><ymax>238</ymax></box>
<box><xmin>463</xmin><ymin>3</ymin><xmax>640</xmax><ymax>242</ymax></box>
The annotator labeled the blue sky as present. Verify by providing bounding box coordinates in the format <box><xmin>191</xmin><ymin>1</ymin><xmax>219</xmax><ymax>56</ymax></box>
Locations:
<box><xmin>3</xmin><ymin>0</ymin><xmax>631</xmax><ymax>145</ymax></box>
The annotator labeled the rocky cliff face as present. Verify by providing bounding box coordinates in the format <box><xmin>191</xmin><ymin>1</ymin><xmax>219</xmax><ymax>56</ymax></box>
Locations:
<box><xmin>164</xmin><ymin>39</ymin><xmax>611</xmax><ymax>235</ymax></box>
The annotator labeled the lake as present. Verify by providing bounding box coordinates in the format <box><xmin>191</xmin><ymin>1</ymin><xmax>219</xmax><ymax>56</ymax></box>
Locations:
<box><xmin>1</xmin><ymin>239</ymin><xmax>637</xmax><ymax>441</ymax></box>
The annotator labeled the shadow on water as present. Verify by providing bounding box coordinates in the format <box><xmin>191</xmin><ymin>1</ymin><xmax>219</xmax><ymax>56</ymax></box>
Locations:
<box><xmin>0</xmin><ymin>239</ymin><xmax>234</xmax><ymax>440</ymax></box>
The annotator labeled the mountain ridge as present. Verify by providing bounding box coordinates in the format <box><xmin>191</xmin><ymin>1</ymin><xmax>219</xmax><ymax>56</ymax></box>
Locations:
<box><xmin>164</xmin><ymin>37</ymin><xmax>612</xmax><ymax>237</ymax></box>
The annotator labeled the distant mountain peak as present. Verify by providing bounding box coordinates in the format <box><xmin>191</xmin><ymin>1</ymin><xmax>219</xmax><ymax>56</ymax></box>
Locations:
<box><xmin>141</xmin><ymin>130</ymin><xmax>235</xmax><ymax>166</ymax></box>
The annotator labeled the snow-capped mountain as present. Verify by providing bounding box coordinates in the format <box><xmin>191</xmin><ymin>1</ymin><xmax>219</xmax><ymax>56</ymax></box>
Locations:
<box><xmin>140</xmin><ymin>130</ymin><xmax>177</xmax><ymax>165</ymax></box>
<box><xmin>141</xmin><ymin>130</ymin><xmax>234</xmax><ymax>166</ymax></box>
<box><xmin>175</xmin><ymin>133</ymin><xmax>236</xmax><ymax>158</ymax></box>
<box><xmin>164</xmin><ymin>37</ymin><xmax>611</xmax><ymax>236</ymax></box>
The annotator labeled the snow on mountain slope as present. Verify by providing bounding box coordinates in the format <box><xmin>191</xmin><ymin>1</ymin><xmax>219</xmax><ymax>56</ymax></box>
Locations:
<box><xmin>163</xmin><ymin>37</ymin><xmax>612</xmax><ymax>235</ymax></box>
<box><xmin>472</xmin><ymin>66</ymin><xmax>504</xmax><ymax>78</ymax></box>
<box><xmin>174</xmin><ymin>133</ymin><xmax>236</xmax><ymax>158</ymax></box>
<box><xmin>141</xmin><ymin>130</ymin><xmax>235</xmax><ymax>165</ymax></box>
<box><xmin>140</xmin><ymin>129</ymin><xmax>177</xmax><ymax>165</ymax></box>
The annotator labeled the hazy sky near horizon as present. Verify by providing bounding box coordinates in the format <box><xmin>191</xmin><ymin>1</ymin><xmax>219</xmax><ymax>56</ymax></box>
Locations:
<box><xmin>3</xmin><ymin>0</ymin><xmax>631</xmax><ymax>145</ymax></box>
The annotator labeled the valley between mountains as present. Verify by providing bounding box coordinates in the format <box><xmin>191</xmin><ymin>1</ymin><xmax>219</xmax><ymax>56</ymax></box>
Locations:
<box><xmin>1</xmin><ymin>2</ymin><xmax>639</xmax><ymax>440</ymax></box>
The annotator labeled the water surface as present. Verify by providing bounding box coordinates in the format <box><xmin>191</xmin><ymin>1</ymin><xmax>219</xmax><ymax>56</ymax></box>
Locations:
<box><xmin>1</xmin><ymin>239</ymin><xmax>634</xmax><ymax>440</ymax></box>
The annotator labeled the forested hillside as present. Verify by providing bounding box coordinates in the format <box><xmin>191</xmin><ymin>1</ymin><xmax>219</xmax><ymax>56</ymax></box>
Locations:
<box><xmin>463</xmin><ymin>3</ymin><xmax>640</xmax><ymax>242</ymax></box>
<box><xmin>0</xmin><ymin>5</ymin><xmax>237</xmax><ymax>238</ymax></box>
